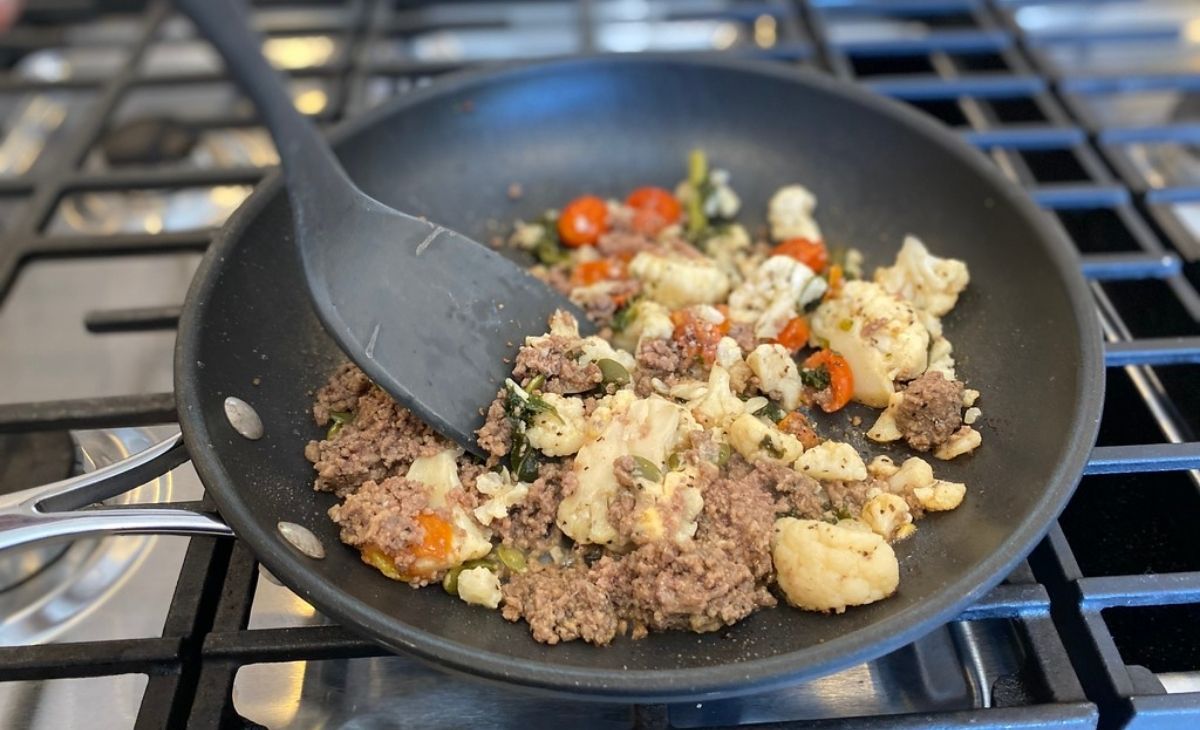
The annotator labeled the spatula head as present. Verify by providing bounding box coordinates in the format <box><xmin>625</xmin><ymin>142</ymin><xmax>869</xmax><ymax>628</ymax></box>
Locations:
<box><xmin>301</xmin><ymin>194</ymin><xmax>591</xmax><ymax>456</ymax></box>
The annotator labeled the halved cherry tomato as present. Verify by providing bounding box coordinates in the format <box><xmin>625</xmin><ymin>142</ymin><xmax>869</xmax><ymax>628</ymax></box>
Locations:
<box><xmin>558</xmin><ymin>195</ymin><xmax>609</xmax><ymax>247</ymax></box>
<box><xmin>570</xmin><ymin>258</ymin><xmax>628</xmax><ymax>287</ymax></box>
<box><xmin>626</xmin><ymin>186</ymin><xmax>682</xmax><ymax>236</ymax></box>
<box><xmin>671</xmin><ymin>307</ymin><xmax>730</xmax><ymax>365</ymax></box>
<box><xmin>774</xmin><ymin>316</ymin><xmax>810</xmax><ymax>353</ymax></box>
<box><xmin>772</xmin><ymin>237</ymin><xmax>829</xmax><ymax>273</ymax></box>
<box><xmin>803</xmin><ymin>349</ymin><xmax>854</xmax><ymax>413</ymax></box>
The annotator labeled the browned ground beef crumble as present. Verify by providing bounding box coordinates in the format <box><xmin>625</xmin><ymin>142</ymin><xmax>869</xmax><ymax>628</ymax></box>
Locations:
<box><xmin>895</xmin><ymin>371</ymin><xmax>965</xmax><ymax>452</ymax></box>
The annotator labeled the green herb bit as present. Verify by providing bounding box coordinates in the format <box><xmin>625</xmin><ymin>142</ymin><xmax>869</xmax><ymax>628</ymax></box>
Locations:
<box><xmin>494</xmin><ymin>544</ymin><xmax>528</xmax><ymax>573</ymax></box>
<box><xmin>509</xmin><ymin>431</ymin><xmax>541</xmax><ymax>482</ymax></box>
<box><xmin>525</xmin><ymin>393</ymin><xmax>562</xmax><ymax>422</ymax></box>
<box><xmin>631</xmin><ymin>455</ymin><xmax>663</xmax><ymax>483</ymax></box>
<box><xmin>534</xmin><ymin>235</ymin><xmax>569</xmax><ymax>266</ymax></box>
<box><xmin>688</xmin><ymin>149</ymin><xmax>709</xmax><ymax>188</ymax></box>
<box><xmin>667</xmin><ymin>451</ymin><xmax>684</xmax><ymax>471</ymax></box>
<box><xmin>759</xmin><ymin>436</ymin><xmax>785</xmax><ymax>459</ymax></box>
<box><xmin>525</xmin><ymin>374</ymin><xmax>546</xmax><ymax>393</ymax></box>
<box><xmin>837</xmin><ymin>318</ymin><xmax>854</xmax><ymax>332</ymax></box>
<box><xmin>612</xmin><ymin>298</ymin><xmax>640</xmax><ymax>332</ymax></box>
<box><xmin>597</xmin><ymin>358</ymin><xmax>631</xmax><ymax>386</ymax></box>
<box><xmin>716</xmin><ymin>442</ymin><xmax>732</xmax><ymax>467</ymax></box>
<box><xmin>800</xmin><ymin>365</ymin><xmax>832</xmax><ymax>391</ymax></box>
<box><xmin>326</xmin><ymin>410</ymin><xmax>353</xmax><ymax>440</ymax></box>
<box><xmin>753</xmin><ymin>400</ymin><xmax>787</xmax><ymax>424</ymax></box>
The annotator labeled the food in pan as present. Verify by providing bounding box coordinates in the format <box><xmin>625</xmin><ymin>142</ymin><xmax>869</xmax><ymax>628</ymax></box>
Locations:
<box><xmin>304</xmin><ymin>151</ymin><xmax>981</xmax><ymax>645</ymax></box>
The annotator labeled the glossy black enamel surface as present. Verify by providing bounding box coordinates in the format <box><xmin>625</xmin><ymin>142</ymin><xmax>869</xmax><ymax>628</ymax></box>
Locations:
<box><xmin>176</xmin><ymin>57</ymin><xmax>1103</xmax><ymax>700</ymax></box>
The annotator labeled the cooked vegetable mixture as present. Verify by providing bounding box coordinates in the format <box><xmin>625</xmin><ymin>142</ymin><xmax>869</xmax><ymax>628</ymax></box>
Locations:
<box><xmin>304</xmin><ymin>151</ymin><xmax>980</xmax><ymax>645</ymax></box>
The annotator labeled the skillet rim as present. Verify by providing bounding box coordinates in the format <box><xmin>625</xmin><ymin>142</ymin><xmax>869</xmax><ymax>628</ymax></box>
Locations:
<box><xmin>175</xmin><ymin>54</ymin><xmax>1104</xmax><ymax>701</ymax></box>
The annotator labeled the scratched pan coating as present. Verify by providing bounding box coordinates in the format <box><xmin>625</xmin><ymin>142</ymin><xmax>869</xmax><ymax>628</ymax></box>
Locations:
<box><xmin>175</xmin><ymin>57</ymin><xmax>1103</xmax><ymax>701</ymax></box>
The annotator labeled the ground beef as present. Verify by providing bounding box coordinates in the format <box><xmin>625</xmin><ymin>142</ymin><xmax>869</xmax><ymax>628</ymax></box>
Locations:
<box><xmin>776</xmin><ymin>410</ymin><xmax>822</xmax><ymax>450</ymax></box>
<box><xmin>327</xmin><ymin>476</ymin><xmax>431</xmax><ymax>559</ymax></box>
<box><xmin>475</xmin><ymin>390</ymin><xmax>512</xmax><ymax>460</ymax></box>
<box><xmin>532</xmin><ymin>266</ymin><xmax>573</xmax><ymax>297</ymax></box>
<box><xmin>571</xmin><ymin>279</ymin><xmax>642</xmax><ymax>327</ymax></box>
<box><xmin>606</xmin><ymin>456</ymin><xmax>642</xmax><ymax>544</ymax></box>
<box><xmin>312</xmin><ymin>362</ymin><xmax>372</xmax><ymax>424</ymax></box>
<box><xmin>492</xmin><ymin>460</ymin><xmax>573</xmax><ymax>553</ymax></box>
<box><xmin>633</xmin><ymin>337</ymin><xmax>688</xmax><ymax>395</ymax></box>
<box><xmin>501</xmin><ymin>564</ymin><xmax>619</xmax><ymax>645</ymax></box>
<box><xmin>896</xmin><ymin>371</ymin><xmax>964</xmax><ymax>452</ymax></box>
<box><xmin>821</xmin><ymin>477</ymin><xmax>931</xmax><ymax>519</ymax></box>
<box><xmin>512</xmin><ymin>335</ymin><xmax>602</xmax><ymax>394</ymax></box>
<box><xmin>594</xmin><ymin>541</ymin><xmax>776</xmax><ymax>637</ymax></box>
<box><xmin>726</xmin><ymin>322</ymin><xmax>758</xmax><ymax>353</ymax></box>
<box><xmin>306</xmin><ymin>380</ymin><xmax>449</xmax><ymax>496</ymax></box>
<box><xmin>696</xmin><ymin>459</ymin><xmax>779</xmax><ymax>580</ymax></box>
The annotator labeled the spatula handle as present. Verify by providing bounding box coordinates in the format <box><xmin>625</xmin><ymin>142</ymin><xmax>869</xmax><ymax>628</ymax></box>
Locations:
<box><xmin>173</xmin><ymin>0</ymin><xmax>354</xmax><ymax>219</ymax></box>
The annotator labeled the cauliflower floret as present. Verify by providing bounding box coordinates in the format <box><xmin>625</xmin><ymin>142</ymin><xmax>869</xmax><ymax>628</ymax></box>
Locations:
<box><xmin>926</xmin><ymin>335</ymin><xmax>957</xmax><ymax>380</ymax></box>
<box><xmin>559</xmin><ymin>395</ymin><xmax>694</xmax><ymax>546</ymax></box>
<box><xmin>883</xmin><ymin>456</ymin><xmax>935</xmax><ymax>493</ymax></box>
<box><xmin>768</xmin><ymin>185</ymin><xmax>822</xmax><ymax>242</ymax></box>
<box><xmin>456</xmin><ymin>566</ymin><xmax>502</xmax><ymax>609</ymax></box>
<box><xmin>866</xmin><ymin>392</ymin><xmax>904</xmax><ymax>443</ymax></box>
<box><xmin>612</xmin><ymin>299</ymin><xmax>675</xmax><ymax>352</ymax></box>
<box><xmin>728</xmin><ymin>412</ymin><xmax>804</xmax><ymax>464</ymax></box>
<box><xmin>867</xmin><ymin>454</ymin><xmax>900</xmax><ymax>479</ymax></box>
<box><xmin>685</xmin><ymin>364</ymin><xmax>746</xmax><ymax>430</ymax></box>
<box><xmin>629</xmin><ymin>251</ymin><xmax>731</xmax><ymax>309</ymax></box>
<box><xmin>810</xmin><ymin>280</ymin><xmax>930</xmax><ymax>407</ymax></box>
<box><xmin>794</xmin><ymin>440</ymin><xmax>868</xmax><ymax>481</ymax></box>
<box><xmin>933</xmin><ymin>426</ymin><xmax>982</xmax><ymax>461</ymax></box>
<box><xmin>472</xmin><ymin>469</ymin><xmax>530</xmax><ymax>526</ymax></box>
<box><xmin>704</xmin><ymin>168</ymin><xmax>742</xmax><ymax>219</ymax></box>
<box><xmin>860</xmin><ymin>493</ymin><xmax>916</xmax><ymax>541</ymax></box>
<box><xmin>705</xmin><ymin>223</ymin><xmax>755</xmax><ymax>282</ymax></box>
<box><xmin>746</xmin><ymin>343</ymin><xmax>804</xmax><ymax>410</ymax></box>
<box><xmin>772</xmin><ymin>517</ymin><xmax>899</xmax><ymax>613</ymax></box>
<box><xmin>715</xmin><ymin>336</ymin><xmax>753</xmax><ymax>393</ymax></box>
<box><xmin>728</xmin><ymin>255</ymin><xmax>827</xmax><ymax>339</ymax></box>
<box><xmin>964</xmin><ymin>407</ymin><xmax>981</xmax><ymax>425</ymax></box>
<box><xmin>509</xmin><ymin>220</ymin><xmax>546</xmax><ymax>250</ymax></box>
<box><xmin>629</xmin><ymin>466</ymin><xmax>706</xmax><ymax>545</ymax></box>
<box><xmin>874</xmin><ymin>236</ymin><xmax>970</xmax><ymax>317</ymax></box>
<box><xmin>577</xmin><ymin>335</ymin><xmax>637</xmax><ymax>374</ymax></box>
<box><xmin>526</xmin><ymin>393</ymin><xmax>588</xmax><ymax>457</ymax></box>
<box><xmin>913</xmin><ymin>480</ymin><xmax>967</xmax><ymax>511</ymax></box>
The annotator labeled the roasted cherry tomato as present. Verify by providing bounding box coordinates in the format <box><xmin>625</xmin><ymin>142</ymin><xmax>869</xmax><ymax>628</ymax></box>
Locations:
<box><xmin>570</xmin><ymin>258</ymin><xmax>628</xmax><ymax>287</ymax></box>
<box><xmin>774</xmin><ymin>316</ymin><xmax>810</xmax><ymax>353</ymax></box>
<box><xmin>803</xmin><ymin>349</ymin><xmax>854</xmax><ymax>413</ymax></box>
<box><xmin>626</xmin><ymin>186</ymin><xmax>682</xmax><ymax>236</ymax></box>
<box><xmin>772</xmin><ymin>237</ymin><xmax>829</xmax><ymax>273</ymax></box>
<box><xmin>558</xmin><ymin>195</ymin><xmax>609</xmax><ymax>247</ymax></box>
<box><xmin>671</xmin><ymin>307</ymin><xmax>730</xmax><ymax>366</ymax></box>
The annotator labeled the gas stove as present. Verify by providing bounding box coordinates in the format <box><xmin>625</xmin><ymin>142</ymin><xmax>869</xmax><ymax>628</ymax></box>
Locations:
<box><xmin>0</xmin><ymin>1</ymin><xmax>1198</xmax><ymax>728</ymax></box>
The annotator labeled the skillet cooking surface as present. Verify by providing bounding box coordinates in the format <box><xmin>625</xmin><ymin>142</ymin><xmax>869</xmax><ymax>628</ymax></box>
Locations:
<box><xmin>176</xmin><ymin>57</ymin><xmax>1103</xmax><ymax>700</ymax></box>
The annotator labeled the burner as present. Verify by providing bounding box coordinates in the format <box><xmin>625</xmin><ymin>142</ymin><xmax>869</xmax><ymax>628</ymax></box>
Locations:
<box><xmin>0</xmin><ymin>432</ymin><xmax>75</xmax><ymax>592</ymax></box>
<box><xmin>0</xmin><ymin>429</ymin><xmax>173</xmax><ymax>646</ymax></box>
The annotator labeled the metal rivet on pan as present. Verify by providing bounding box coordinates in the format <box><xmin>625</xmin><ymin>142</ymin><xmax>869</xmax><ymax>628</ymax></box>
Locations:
<box><xmin>224</xmin><ymin>396</ymin><xmax>263</xmax><ymax>440</ymax></box>
<box><xmin>278</xmin><ymin>521</ymin><xmax>325</xmax><ymax>559</ymax></box>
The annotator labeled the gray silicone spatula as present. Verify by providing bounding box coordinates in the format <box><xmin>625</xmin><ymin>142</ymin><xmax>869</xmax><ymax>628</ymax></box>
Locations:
<box><xmin>176</xmin><ymin>0</ymin><xmax>589</xmax><ymax>455</ymax></box>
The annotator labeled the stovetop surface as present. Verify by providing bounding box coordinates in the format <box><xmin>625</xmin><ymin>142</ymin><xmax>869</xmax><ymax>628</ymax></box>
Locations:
<box><xmin>0</xmin><ymin>1</ymin><xmax>1198</xmax><ymax>728</ymax></box>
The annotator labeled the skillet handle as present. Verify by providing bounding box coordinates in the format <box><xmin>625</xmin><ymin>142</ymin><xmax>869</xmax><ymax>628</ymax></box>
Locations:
<box><xmin>0</xmin><ymin>432</ymin><xmax>233</xmax><ymax>555</ymax></box>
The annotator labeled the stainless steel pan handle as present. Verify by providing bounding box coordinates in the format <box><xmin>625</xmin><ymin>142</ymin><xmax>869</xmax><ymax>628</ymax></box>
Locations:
<box><xmin>0</xmin><ymin>432</ymin><xmax>233</xmax><ymax>554</ymax></box>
